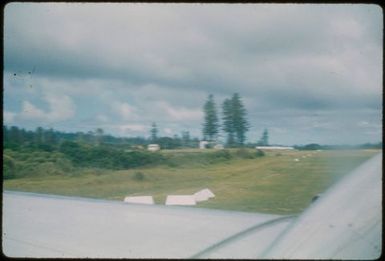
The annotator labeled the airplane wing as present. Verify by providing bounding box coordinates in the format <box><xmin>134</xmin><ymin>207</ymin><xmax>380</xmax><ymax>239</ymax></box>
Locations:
<box><xmin>2</xmin><ymin>191</ymin><xmax>293</xmax><ymax>258</ymax></box>
<box><xmin>2</xmin><ymin>153</ymin><xmax>381</xmax><ymax>259</ymax></box>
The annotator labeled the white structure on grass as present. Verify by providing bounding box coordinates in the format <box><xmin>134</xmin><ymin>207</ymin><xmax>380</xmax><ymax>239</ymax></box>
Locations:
<box><xmin>199</xmin><ymin>141</ymin><xmax>209</xmax><ymax>149</ymax></box>
<box><xmin>194</xmin><ymin>188</ymin><xmax>215</xmax><ymax>202</ymax></box>
<box><xmin>165</xmin><ymin>195</ymin><xmax>196</xmax><ymax>206</ymax></box>
<box><xmin>124</xmin><ymin>196</ymin><xmax>154</xmax><ymax>205</ymax></box>
<box><xmin>256</xmin><ymin>146</ymin><xmax>294</xmax><ymax>150</ymax></box>
<box><xmin>147</xmin><ymin>144</ymin><xmax>160</xmax><ymax>152</ymax></box>
<box><xmin>213</xmin><ymin>144</ymin><xmax>224</xmax><ymax>150</ymax></box>
<box><xmin>200</xmin><ymin>141</ymin><xmax>224</xmax><ymax>149</ymax></box>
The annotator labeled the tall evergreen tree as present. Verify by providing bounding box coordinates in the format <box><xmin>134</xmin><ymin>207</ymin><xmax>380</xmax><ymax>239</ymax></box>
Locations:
<box><xmin>222</xmin><ymin>93</ymin><xmax>249</xmax><ymax>147</ymax></box>
<box><xmin>231</xmin><ymin>93</ymin><xmax>249</xmax><ymax>146</ymax></box>
<box><xmin>222</xmin><ymin>98</ymin><xmax>235</xmax><ymax>146</ymax></box>
<box><xmin>257</xmin><ymin>129</ymin><xmax>269</xmax><ymax>146</ymax></box>
<box><xmin>202</xmin><ymin>94</ymin><xmax>219</xmax><ymax>141</ymax></box>
<box><xmin>150</xmin><ymin>122</ymin><xmax>158</xmax><ymax>142</ymax></box>
<box><xmin>262</xmin><ymin>129</ymin><xmax>269</xmax><ymax>146</ymax></box>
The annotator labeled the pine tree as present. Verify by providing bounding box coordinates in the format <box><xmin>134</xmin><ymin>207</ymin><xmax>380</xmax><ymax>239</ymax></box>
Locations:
<box><xmin>262</xmin><ymin>129</ymin><xmax>269</xmax><ymax>146</ymax></box>
<box><xmin>222</xmin><ymin>93</ymin><xmax>249</xmax><ymax>147</ymax></box>
<box><xmin>222</xmin><ymin>98</ymin><xmax>235</xmax><ymax>147</ymax></box>
<box><xmin>150</xmin><ymin>122</ymin><xmax>158</xmax><ymax>142</ymax></box>
<box><xmin>202</xmin><ymin>94</ymin><xmax>219</xmax><ymax>141</ymax></box>
<box><xmin>231</xmin><ymin>93</ymin><xmax>249</xmax><ymax>146</ymax></box>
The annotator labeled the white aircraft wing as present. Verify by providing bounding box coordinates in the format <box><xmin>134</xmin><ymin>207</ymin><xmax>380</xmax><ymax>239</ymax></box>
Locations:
<box><xmin>261</xmin><ymin>152</ymin><xmax>382</xmax><ymax>259</ymax></box>
<box><xmin>2</xmin><ymin>153</ymin><xmax>381</xmax><ymax>259</ymax></box>
<box><xmin>2</xmin><ymin>190</ymin><xmax>292</xmax><ymax>258</ymax></box>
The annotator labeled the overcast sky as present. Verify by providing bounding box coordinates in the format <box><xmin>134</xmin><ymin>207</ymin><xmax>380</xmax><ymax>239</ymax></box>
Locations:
<box><xmin>3</xmin><ymin>3</ymin><xmax>383</xmax><ymax>145</ymax></box>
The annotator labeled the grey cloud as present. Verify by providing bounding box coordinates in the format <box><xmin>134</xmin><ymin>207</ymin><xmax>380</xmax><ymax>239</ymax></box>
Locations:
<box><xmin>4</xmin><ymin>3</ymin><xmax>382</xmax><ymax>144</ymax></box>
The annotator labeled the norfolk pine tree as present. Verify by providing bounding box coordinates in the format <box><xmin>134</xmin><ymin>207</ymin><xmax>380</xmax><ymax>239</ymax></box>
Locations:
<box><xmin>222</xmin><ymin>98</ymin><xmax>235</xmax><ymax>147</ymax></box>
<box><xmin>222</xmin><ymin>93</ymin><xmax>249</xmax><ymax>147</ymax></box>
<box><xmin>150</xmin><ymin>122</ymin><xmax>158</xmax><ymax>142</ymax></box>
<box><xmin>202</xmin><ymin>94</ymin><xmax>220</xmax><ymax>141</ymax></box>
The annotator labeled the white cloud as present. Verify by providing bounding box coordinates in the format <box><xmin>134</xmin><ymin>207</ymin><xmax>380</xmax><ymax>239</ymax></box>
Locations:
<box><xmin>163</xmin><ymin>128</ymin><xmax>173</xmax><ymax>135</ymax></box>
<box><xmin>96</xmin><ymin>114</ymin><xmax>108</xmax><ymax>123</ymax></box>
<box><xmin>112</xmin><ymin>101</ymin><xmax>138</xmax><ymax>121</ymax></box>
<box><xmin>3</xmin><ymin>4</ymin><xmax>382</xmax><ymax>145</ymax></box>
<box><xmin>20</xmin><ymin>101</ymin><xmax>46</xmax><ymax>120</ymax></box>
<box><xmin>19</xmin><ymin>94</ymin><xmax>75</xmax><ymax>122</ymax></box>
<box><xmin>155</xmin><ymin>101</ymin><xmax>203</xmax><ymax>121</ymax></box>
<box><xmin>3</xmin><ymin>111</ymin><xmax>16</xmax><ymax>124</ymax></box>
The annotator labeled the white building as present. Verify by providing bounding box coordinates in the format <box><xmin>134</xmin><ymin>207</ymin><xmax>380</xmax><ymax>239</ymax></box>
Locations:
<box><xmin>256</xmin><ymin>146</ymin><xmax>294</xmax><ymax>150</ymax></box>
<box><xmin>147</xmin><ymin>144</ymin><xmax>160</xmax><ymax>151</ymax></box>
<box><xmin>213</xmin><ymin>144</ymin><xmax>224</xmax><ymax>150</ymax></box>
<box><xmin>199</xmin><ymin>141</ymin><xmax>209</xmax><ymax>149</ymax></box>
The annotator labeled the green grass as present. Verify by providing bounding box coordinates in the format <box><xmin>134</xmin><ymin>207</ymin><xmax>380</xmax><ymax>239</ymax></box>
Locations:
<box><xmin>3</xmin><ymin>149</ymin><xmax>380</xmax><ymax>214</ymax></box>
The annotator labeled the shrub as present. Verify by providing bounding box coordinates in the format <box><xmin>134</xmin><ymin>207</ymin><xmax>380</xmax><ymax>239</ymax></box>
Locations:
<box><xmin>235</xmin><ymin>148</ymin><xmax>255</xmax><ymax>159</ymax></box>
<box><xmin>214</xmin><ymin>150</ymin><xmax>232</xmax><ymax>159</ymax></box>
<box><xmin>55</xmin><ymin>158</ymin><xmax>74</xmax><ymax>173</ymax></box>
<box><xmin>35</xmin><ymin>162</ymin><xmax>63</xmax><ymax>176</ymax></box>
<box><xmin>132</xmin><ymin>172</ymin><xmax>145</xmax><ymax>181</ymax></box>
<box><xmin>167</xmin><ymin>161</ymin><xmax>179</xmax><ymax>168</ymax></box>
<box><xmin>255</xmin><ymin>149</ymin><xmax>265</xmax><ymax>157</ymax></box>
<box><xmin>3</xmin><ymin>154</ymin><xmax>16</xmax><ymax>179</ymax></box>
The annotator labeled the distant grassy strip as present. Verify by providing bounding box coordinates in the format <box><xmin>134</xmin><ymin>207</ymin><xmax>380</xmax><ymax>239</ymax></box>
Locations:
<box><xmin>3</xmin><ymin>149</ymin><xmax>379</xmax><ymax>214</ymax></box>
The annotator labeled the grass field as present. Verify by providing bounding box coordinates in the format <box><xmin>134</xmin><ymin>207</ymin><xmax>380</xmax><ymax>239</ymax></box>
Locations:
<box><xmin>3</xmin><ymin>149</ymin><xmax>380</xmax><ymax>214</ymax></box>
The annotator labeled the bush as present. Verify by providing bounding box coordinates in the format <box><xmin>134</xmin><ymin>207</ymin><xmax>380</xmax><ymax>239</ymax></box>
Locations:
<box><xmin>59</xmin><ymin>141</ymin><xmax>165</xmax><ymax>170</ymax></box>
<box><xmin>235</xmin><ymin>148</ymin><xmax>255</xmax><ymax>159</ymax></box>
<box><xmin>3</xmin><ymin>154</ymin><xmax>16</xmax><ymax>179</ymax></box>
<box><xmin>55</xmin><ymin>158</ymin><xmax>74</xmax><ymax>173</ymax></box>
<box><xmin>255</xmin><ymin>149</ymin><xmax>265</xmax><ymax>157</ymax></box>
<box><xmin>167</xmin><ymin>160</ymin><xmax>179</xmax><ymax>168</ymax></box>
<box><xmin>211</xmin><ymin>150</ymin><xmax>232</xmax><ymax>160</ymax></box>
<box><xmin>34</xmin><ymin>162</ymin><xmax>63</xmax><ymax>176</ymax></box>
<box><xmin>132</xmin><ymin>172</ymin><xmax>145</xmax><ymax>181</ymax></box>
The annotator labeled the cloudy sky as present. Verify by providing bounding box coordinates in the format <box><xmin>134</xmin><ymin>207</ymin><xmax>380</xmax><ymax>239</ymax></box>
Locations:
<box><xmin>3</xmin><ymin>3</ymin><xmax>382</xmax><ymax>145</ymax></box>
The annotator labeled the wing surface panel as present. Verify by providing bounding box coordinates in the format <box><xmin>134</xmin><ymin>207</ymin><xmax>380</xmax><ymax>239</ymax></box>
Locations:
<box><xmin>262</xmin><ymin>153</ymin><xmax>382</xmax><ymax>259</ymax></box>
<box><xmin>2</xmin><ymin>190</ymin><xmax>285</xmax><ymax>258</ymax></box>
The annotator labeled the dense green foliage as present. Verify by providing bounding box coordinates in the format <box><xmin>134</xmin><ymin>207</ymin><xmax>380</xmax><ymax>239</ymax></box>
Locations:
<box><xmin>58</xmin><ymin>141</ymin><xmax>165</xmax><ymax>169</ymax></box>
<box><xmin>3</xmin><ymin>124</ymin><xmax>265</xmax><ymax>180</ymax></box>
<box><xmin>3</xmin><ymin>125</ymin><xmax>200</xmax><ymax>152</ymax></box>
<box><xmin>3</xmin><ymin>148</ymin><xmax>74</xmax><ymax>179</ymax></box>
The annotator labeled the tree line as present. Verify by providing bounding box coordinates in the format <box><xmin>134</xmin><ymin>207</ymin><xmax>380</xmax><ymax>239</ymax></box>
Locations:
<box><xmin>2</xmin><ymin>125</ymin><xmax>200</xmax><ymax>151</ymax></box>
<box><xmin>3</xmin><ymin>92</ymin><xmax>264</xmax><ymax>151</ymax></box>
